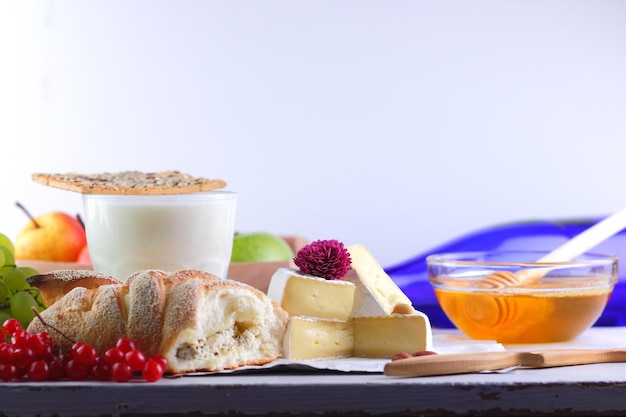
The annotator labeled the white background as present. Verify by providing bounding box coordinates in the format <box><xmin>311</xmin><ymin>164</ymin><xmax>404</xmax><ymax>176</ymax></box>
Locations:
<box><xmin>1</xmin><ymin>1</ymin><xmax>626</xmax><ymax>268</ymax></box>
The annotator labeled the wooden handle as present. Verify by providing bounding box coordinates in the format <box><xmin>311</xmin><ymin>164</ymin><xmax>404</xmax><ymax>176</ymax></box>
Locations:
<box><xmin>529</xmin><ymin>349</ymin><xmax>626</xmax><ymax>367</ymax></box>
<box><xmin>513</xmin><ymin>207</ymin><xmax>626</xmax><ymax>283</ymax></box>
<box><xmin>538</xmin><ymin>206</ymin><xmax>626</xmax><ymax>263</ymax></box>
<box><xmin>384</xmin><ymin>349</ymin><xmax>626</xmax><ymax>377</ymax></box>
<box><xmin>383</xmin><ymin>351</ymin><xmax>529</xmax><ymax>377</ymax></box>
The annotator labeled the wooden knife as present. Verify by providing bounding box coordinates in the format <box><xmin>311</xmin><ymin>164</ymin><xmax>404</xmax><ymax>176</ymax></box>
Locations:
<box><xmin>384</xmin><ymin>349</ymin><xmax>626</xmax><ymax>377</ymax></box>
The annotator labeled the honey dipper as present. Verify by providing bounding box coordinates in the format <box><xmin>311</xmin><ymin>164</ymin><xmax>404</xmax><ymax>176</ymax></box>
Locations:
<box><xmin>479</xmin><ymin>205</ymin><xmax>626</xmax><ymax>288</ymax></box>
<box><xmin>384</xmin><ymin>348</ymin><xmax>626</xmax><ymax>377</ymax></box>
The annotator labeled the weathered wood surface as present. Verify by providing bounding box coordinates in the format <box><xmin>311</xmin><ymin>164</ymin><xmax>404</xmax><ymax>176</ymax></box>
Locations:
<box><xmin>2</xmin><ymin>327</ymin><xmax>626</xmax><ymax>417</ymax></box>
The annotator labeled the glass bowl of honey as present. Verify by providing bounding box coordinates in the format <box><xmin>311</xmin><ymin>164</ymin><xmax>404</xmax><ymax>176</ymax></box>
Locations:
<box><xmin>427</xmin><ymin>251</ymin><xmax>618</xmax><ymax>344</ymax></box>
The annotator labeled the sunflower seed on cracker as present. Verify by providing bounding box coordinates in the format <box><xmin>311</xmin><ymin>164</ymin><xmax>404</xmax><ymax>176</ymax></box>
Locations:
<box><xmin>31</xmin><ymin>171</ymin><xmax>227</xmax><ymax>195</ymax></box>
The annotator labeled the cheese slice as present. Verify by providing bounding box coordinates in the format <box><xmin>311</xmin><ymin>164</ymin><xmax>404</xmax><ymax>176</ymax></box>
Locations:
<box><xmin>282</xmin><ymin>316</ymin><xmax>354</xmax><ymax>360</ymax></box>
<box><xmin>267</xmin><ymin>268</ymin><xmax>356</xmax><ymax>320</ymax></box>
<box><xmin>352</xmin><ymin>312</ymin><xmax>433</xmax><ymax>358</ymax></box>
<box><xmin>346</xmin><ymin>244</ymin><xmax>414</xmax><ymax>317</ymax></box>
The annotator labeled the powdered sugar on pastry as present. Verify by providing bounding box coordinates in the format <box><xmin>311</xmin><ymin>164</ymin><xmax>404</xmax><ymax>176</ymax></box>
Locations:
<box><xmin>27</xmin><ymin>270</ymin><xmax>121</xmax><ymax>307</ymax></box>
<box><xmin>26</xmin><ymin>269</ymin><xmax>289</xmax><ymax>373</ymax></box>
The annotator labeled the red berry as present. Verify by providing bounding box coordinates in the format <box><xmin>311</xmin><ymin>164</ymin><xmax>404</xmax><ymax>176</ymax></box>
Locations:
<box><xmin>142</xmin><ymin>358</ymin><xmax>165</xmax><ymax>382</ymax></box>
<box><xmin>33</xmin><ymin>332</ymin><xmax>52</xmax><ymax>348</ymax></box>
<box><xmin>111</xmin><ymin>362</ymin><xmax>132</xmax><ymax>382</ymax></box>
<box><xmin>0</xmin><ymin>363</ymin><xmax>18</xmax><ymax>381</ymax></box>
<box><xmin>72</xmin><ymin>343</ymin><xmax>98</xmax><ymax>367</ymax></box>
<box><xmin>0</xmin><ymin>343</ymin><xmax>14</xmax><ymax>364</ymax></box>
<box><xmin>2</xmin><ymin>319</ymin><xmax>22</xmax><ymax>337</ymax></box>
<box><xmin>12</xmin><ymin>365</ymin><xmax>26</xmax><ymax>379</ymax></box>
<box><xmin>65</xmin><ymin>359</ymin><xmax>90</xmax><ymax>381</ymax></box>
<box><xmin>103</xmin><ymin>347</ymin><xmax>125</xmax><ymax>366</ymax></box>
<box><xmin>27</xmin><ymin>360</ymin><xmax>50</xmax><ymax>382</ymax></box>
<box><xmin>92</xmin><ymin>360</ymin><xmax>111</xmax><ymax>381</ymax></box>
<box><xmin>149</xmin><ymin>355</ymin><xmax>168</xmax><ymax>373</ymax></box>
<box><xmin>115</xmin><ymin>338</ymin><xmax>136</xmax><ymax>354</ymax></box>
<box><xmin>71</xmin><ymin>341</ymin><xmax>87</xmax><ymax>355</ymax></box>
<box><xmin>37</xmin><ymin>345</ymin><xmax>54</xmax><ymax>362</ymax></box>
<box><xmin>48</xmin><ymin>354</ymin><xmax>68</xmax><ymax>381</ymax></box>
<box><xmin>30</xmin><ymin>334</ymin><xmax>53</xmax><ymax>360</ymax></box>
<box><xmin>12</xmin><ymin>347</ymin><xmax>35</xmax><ymax>368</ymax></box>
<box><xmin>10</xmin><ymin>330</ymin><xmax>30</xmax><ymax>349</ymax></box>
<box><xmin>125</xmin><ymin>349</ymin><xmax>146</xmax><ymax>372</ymax></box>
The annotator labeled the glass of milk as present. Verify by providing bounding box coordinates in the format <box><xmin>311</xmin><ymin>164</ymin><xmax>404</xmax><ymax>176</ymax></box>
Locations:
<box><xmin>82</xmin><ymin>191</ymin><xmax>237</xmax><ymax>281</ymax></box>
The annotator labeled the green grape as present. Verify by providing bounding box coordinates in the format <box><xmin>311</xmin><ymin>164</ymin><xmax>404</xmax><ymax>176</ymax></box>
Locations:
<box><xmin>0</xmin><ymin>235</ymin><xmax>45</xmax><ymax>327</ymax></box>
<box><xmin>32</xmin><ymin>288</ymin><xmax>46</xmax><ymax>308</ymax></box>
<box><xmin>3</xmin><ymin>268</ymin><xmax>28</xmax><ymax>292</ymax></box>
<box><xmin>24</xmin><ymin>287</ymin><xmax>46</xmax><ymax>309</ymax></box>
<box><xmin>0</xmin><ymin>246</ymin><xmax>14</xmax><ymax>268</ymax></box>
<box><xmin>0</xmin><ymin>281</ymin><xmax>9</xmax><ymax>307</ymax></box>
<box><xmin>10</xmin><ymin>291</ymin><xmax>38</xmax><ymax>327</ymax></box>
<box><xmin>0</xmin><ymin>266</ymin><xmax>12</xmax><ymax>276</ymax></box>
<box><xmin>16</xmin><ymin>266</ymin><xmax>39</xmax><ymax>279</ymax></box>
<box><xmin>0</xmin><ymin>310</ymin><xmax>11</xmax><ymax>333</ymax></box>
<box><xmin>0</xmin><ymin>234</ymin><xmax>14</xmax><ymax>254</ymax></box>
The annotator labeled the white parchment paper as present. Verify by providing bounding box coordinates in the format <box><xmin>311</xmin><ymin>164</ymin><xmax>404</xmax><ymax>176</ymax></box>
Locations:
<box><xmin>181</xmin><ymin>332</ymin><xmax>505</xmax><ymax>376</ymax></box>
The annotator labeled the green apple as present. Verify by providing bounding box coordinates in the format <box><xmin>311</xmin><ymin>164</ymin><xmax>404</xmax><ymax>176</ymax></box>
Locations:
<box><xmin>231</xmin><ymin>232</ymin><xmax>295</xmax><ymax>263</ymax></box>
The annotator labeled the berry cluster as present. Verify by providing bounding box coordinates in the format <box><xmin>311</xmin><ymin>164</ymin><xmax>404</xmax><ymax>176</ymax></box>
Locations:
<box><xmin>0</xmin><ymin>318</ymin><xmax>167</xmax><ymax>382</ymax></box>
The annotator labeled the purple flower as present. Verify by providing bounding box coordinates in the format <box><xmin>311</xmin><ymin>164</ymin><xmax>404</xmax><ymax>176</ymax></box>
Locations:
<box><xmin>293</xmin><ymin>239</ymin><xmax>352</xmax><ymax>280</ymax></box>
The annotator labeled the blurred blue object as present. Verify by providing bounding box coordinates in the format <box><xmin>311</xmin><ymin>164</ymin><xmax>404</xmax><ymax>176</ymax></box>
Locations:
<box><xmin>385</xmin><ymin>217</ymin><xmax>626</xmax><ymax>328</ymax></box>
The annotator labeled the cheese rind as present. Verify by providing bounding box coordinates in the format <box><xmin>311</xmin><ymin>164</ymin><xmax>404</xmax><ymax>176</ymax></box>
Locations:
<box><xmin>267</xmin><ymin>268</ymin><xmax>355</xmax><ymax>320</ymax></box>
<box><xmin>346</xmin><ymin>244</ymin><xmax>413</xmax><ymax>317</ymax></box>
<box><xmin>352</xmin><ymin>312</ymin><xmax>433</xmax><ymax>358</ymax></box>
<box><xmin>270</xmin><ymin>246</ymin><xmax>433</xmax><ymax>361</ymax></box>
<box><xmin>282</xmin><ymin>316</ymin><xmax>354</xmax><ymax>360</ymax></box>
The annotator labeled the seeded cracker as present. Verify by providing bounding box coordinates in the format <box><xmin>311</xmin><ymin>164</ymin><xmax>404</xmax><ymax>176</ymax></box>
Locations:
<box><xmin>31</xmin><ymin>171</ymin><xmax>227</xmax><ymax>195</ymax></box>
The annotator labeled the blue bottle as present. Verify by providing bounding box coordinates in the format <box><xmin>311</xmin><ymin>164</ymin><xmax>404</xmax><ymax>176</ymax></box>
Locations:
<box><xmin>384</xmin><ymin>218</ymin><xmax>626</xmax><ymax>328</ymax></box>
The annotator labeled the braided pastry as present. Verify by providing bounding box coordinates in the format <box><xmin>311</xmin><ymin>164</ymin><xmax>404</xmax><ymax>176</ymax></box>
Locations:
<box><xmin>27</xmin><ymin>269</ymin><xmax>289</xmax><ymax>373</ymax></box>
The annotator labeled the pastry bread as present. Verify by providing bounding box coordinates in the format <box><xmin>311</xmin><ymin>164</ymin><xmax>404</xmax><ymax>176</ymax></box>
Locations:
<box><xmin>26</xmin><ymin>269</ymin><xmax>289</xmax><ymax>373</ymax></box>
<box><xmin>27</xmin><ymin>270</ymin><xmax>120</xmax><ymax>307</ymax></box>
<box><xmin>31</xmin><ymin>171</ymin><xmax>227</xmax><ymax>195</ymax></box>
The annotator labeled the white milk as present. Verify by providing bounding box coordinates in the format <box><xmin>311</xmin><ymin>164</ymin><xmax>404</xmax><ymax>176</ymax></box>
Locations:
<box><xmin>82</xmin><ymin>191</ymin><xmax>237</xmax><ymax>281</ymax></box>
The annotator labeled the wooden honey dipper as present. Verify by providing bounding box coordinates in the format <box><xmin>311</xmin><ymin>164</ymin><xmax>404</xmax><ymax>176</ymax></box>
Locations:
<box><xmin>384</xmin><ymin>348</ymin><xmax>626</xmax><ymax>377</ymax></box>
<box><xmin>479</xmin><ymin>205</ymin><xmax>626</xmax><ymax>288</ymax></box>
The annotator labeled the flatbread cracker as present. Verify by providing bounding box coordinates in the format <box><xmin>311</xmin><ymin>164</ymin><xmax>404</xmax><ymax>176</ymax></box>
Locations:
<box><xmin>32</xmin><ymin>171</ymin><xmax>227</xmax><ymax>195</ymax></box>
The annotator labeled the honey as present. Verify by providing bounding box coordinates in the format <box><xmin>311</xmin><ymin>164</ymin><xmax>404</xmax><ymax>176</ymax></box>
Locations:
<box><xmin>434</xmin><ymin>284</ymin><xmax>612</xmax><ymax>344</ymax></box>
